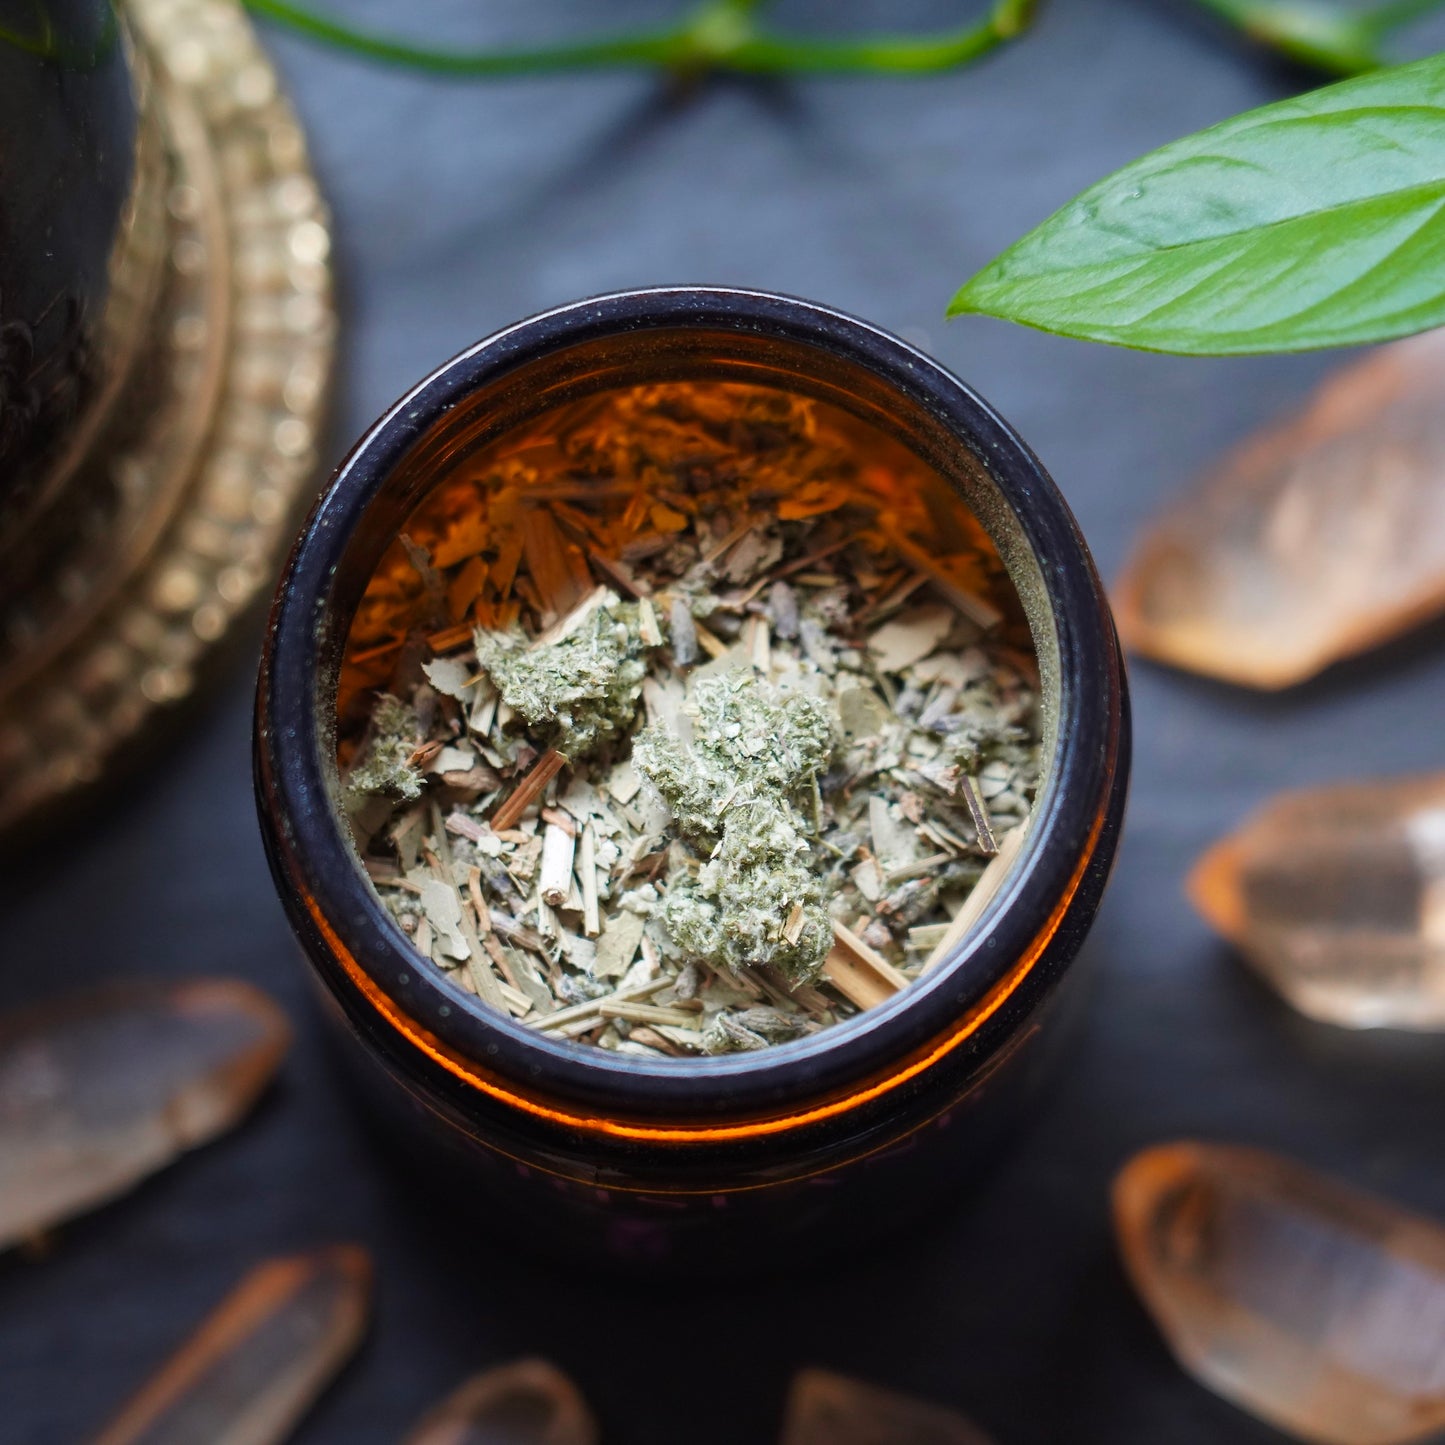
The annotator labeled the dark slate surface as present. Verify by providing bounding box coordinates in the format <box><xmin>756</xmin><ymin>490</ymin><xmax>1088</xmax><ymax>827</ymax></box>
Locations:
<box><xmin>5</xmin><ymin>2</ymin><xmax>1445</xmax><ymax>1441</ymax></box>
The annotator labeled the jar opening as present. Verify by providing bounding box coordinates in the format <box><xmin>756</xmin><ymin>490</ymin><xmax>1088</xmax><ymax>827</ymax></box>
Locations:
<box><xmin>260</xmin><ymin>288</ymin><xmax>1121</xmax><ymax>1123</ymax></box>
<box><xmin>334</xmin><ymin>366</ymin><xmax>1048</xmax><ymax>1061</ymax></box>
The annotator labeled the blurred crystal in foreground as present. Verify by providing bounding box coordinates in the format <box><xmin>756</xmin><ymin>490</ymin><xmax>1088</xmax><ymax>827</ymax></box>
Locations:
<box><xmin>780</xmin><ymin>1368</ymin><xmax>994</xmax><ymax>1445</ymax></box>
<box><xmin>1115</xmin><ymin>1142</ymin><xmax>1445</xmax><ymax>1445</ymax></box>
<box><xmin>403</xmin><ymin>1359</ymin><xmax>599</xmax><ymax>1445</ymax></box>
<box><xmin>1115</xmin><ymin>330</ymin><xmax>1445</xmax><ymax>689</ymax></box>
<box><xmin>1190</xmin><ymin>775</ymin><xmax>1445</xmax><ymax>1030</ymax></box>
<box><xmin>94</xmin><ymin>1246</ymin><xmax>370</xmax><ymax>1445</ymax></box>
<box><xmin>0</xmin><ymin>979</ymin><xmax>290</xmax><ymax>1250</ymax></box>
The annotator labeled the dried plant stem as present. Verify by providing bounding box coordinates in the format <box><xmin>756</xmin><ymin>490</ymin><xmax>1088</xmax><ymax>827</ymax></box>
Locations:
<box><xmin>823</xmin><ymin>923</ymin><xmax>911</xmax><ymax>1010</ymax></box>
<box><xmin>491</xmin><ymin>749</ymin><xmax>565</xmax><ymax>832</ymax></box>
<box><xmin>922</xmin><ymin>824</ymin><xmax>1028</xmax><ymax>974</ymax></box>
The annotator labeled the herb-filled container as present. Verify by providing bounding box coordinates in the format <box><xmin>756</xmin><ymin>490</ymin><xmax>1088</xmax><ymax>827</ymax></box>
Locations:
<box><xmin>256</xmin><ymin>289</ymin><xmax>1128</xmax><ymax>1268</ymax></box>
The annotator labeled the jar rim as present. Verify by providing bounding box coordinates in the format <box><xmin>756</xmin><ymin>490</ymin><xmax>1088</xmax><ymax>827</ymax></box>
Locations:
<box><xmin>256</xmin><ymin>286</ymin><xmax>1126</xmax><ymax>1129</ymax></box>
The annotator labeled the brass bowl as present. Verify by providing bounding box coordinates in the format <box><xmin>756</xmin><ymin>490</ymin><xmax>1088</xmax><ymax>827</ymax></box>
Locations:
<box><xmin>0</xmin><ymin>0</ymin><xmax>335</xmax><ymax>828</ymax></box>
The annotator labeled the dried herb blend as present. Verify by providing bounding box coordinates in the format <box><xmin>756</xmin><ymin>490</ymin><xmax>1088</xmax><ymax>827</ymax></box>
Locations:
<box><xmin>339</xmin><ymin>381</ymin><xmax>1041</xmax><ymax>1056</ymax></box>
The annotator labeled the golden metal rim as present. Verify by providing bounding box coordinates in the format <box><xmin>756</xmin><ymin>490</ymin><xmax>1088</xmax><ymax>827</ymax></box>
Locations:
<box><xmin>0</xmin><ymin>0</ymin><xmax>335</xmax><ymax>831</ymax></box>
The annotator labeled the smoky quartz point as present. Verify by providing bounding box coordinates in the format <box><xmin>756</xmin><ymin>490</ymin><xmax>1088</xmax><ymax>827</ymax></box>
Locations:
<box><xmin>403</xmin><ymin>1359</ymin><xmax>599</xmax><ymax>1445</ymax></box>
<box><xmin>1115</xmin><ymin>330</ymin><xmax>1445</xmax><ymax>689</ymax></box>
<box><xmin>1190</xmin><ymin>775</ymin><xmax>1445</xmax><ymax>1030</ymax></box>
<box><xmin>1115</xmin><ymin>1142</ymin><xmax>1445</xmax><ymax>1445</ymax></box>
<box><xmin>93</xmin><ymin>1246</ymin><xmax>370</xmax><ymax>1445</ymax></box>
<box><xmin>779</xmin><ymin>1369</ymin><xmax>995</xmax><ymax>1445</ymax></box>
<box><xmin>0</xmin><ymin>978</ymin><xmax>290</xmax><ymax>1249</ymax></box>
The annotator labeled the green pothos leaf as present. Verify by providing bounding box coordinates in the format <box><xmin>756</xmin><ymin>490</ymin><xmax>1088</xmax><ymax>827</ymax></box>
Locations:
<box><xmin>949</xmin><ymin>51</ymin><xmax>1445</xmax><ymax>354</ymax></box>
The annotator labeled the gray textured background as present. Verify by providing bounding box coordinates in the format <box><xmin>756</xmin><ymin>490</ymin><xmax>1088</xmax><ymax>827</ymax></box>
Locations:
<box><xmin>5</xmin><ymin>2</ymin><xmax>1445</xmax><ymax>1441</ymax></box>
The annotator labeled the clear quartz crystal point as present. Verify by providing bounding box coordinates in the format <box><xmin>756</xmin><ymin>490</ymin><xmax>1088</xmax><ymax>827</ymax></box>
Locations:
<box><xmin>1114</xmin><ymin>329</ymin><xmax>1445</xmax><ymax>689</ymax></box>
<box><xmin>779</xmin><ymin>1369</ymin><xmax>995</xmax><ymax>1445</ymax></box>
<box><xmin>0</xmin><ymin>978</ymin><xmax>290</xmax><ymax>1249</ymax></box>
<box><xmin>93</xmin><ymin>1246</ymin><xmax>371</xmax><ymax>1445</ymax></box>
<box><xmin>403</xmin><ymin>1359</ymin><xmax>599</xmax><ymax>1445</ymax></box>
<box><xmin>1189</xmin><ymin>775</ymin><xmax>1445</xmax><ymax>1029</ymax></box>
<box><xmin>1115</xmin><ymin>1142</ymin><xmax>1445</xmax><ymax>1445</ymax></box>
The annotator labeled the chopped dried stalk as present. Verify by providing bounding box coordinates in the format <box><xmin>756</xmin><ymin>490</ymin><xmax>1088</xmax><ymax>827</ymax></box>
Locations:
<box><xmin>538</xmin><ymin>823</ymin><xmax>577</xmax><ymax>908</ymax></box>
<box><xmin>491</xmin><ymin>749</ymin><xmax>565</xmax><ymax>831</ymax></box>
<box><xmin>692</xmin><ymin>621</ymin><xmax>730</xmax><ymax>660</ymax></box>
<box><xmin>530</xmin><ymin>978</ymin><xmax>671</xmax><ymax>1032</ymax></box>
<box><xmin>883</xmin><ymin>529</ymin><xmax>1004</xmax><ymax>631</ymax></box>
<box><xmin>577</xmin><ymin>824</ymin><xmax>601</xmax><ymax>938</ymax></box>
<box><xmin>923</xmin><ymin>825</ymin><xmax>1028</xmax><ymax>973</ymax></box>
<box><xmin>598</xmin><ymin>1001</ymin><xmax>701</xmax><ymax>1028</ymax></box>
<box><xmin>782</xmin><ymin>902</ymin><xmax>807</xmax><ymax>946</ymax></box>
<box><xmin>637</xmin><ymin>596</ymin><xmax>663</xmax><ymax>647</ymax></box>
<box><xmin>824</xmin><ymin>923</ymin><xmax>911</xmax><ymax>1010</ymax></box>
<box><xmin>540</xmin><ymin>806</ymin><xmax>577</xmax><ymax>837</ymax></box>
<box><xmin>460</xmin><ymin>926</ymin><xmax>506</xmax><ymax>1012</ymax></box>
<box><xmin>958</xmin><ymin>773</ymin><xmax>998</xmax><ymax>855</ymax></box>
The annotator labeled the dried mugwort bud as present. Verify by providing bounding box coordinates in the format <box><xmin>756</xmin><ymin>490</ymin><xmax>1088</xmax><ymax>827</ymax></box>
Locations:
<box><xmin>343</xmin><ymin>694</ymin><xmax>425</xmax><ymax>804</ymax></box>
<box><xmin>476</xmin><ymin>602</ymin><xmax>654</xmax><ymax>761</ymax></box>
<box><xmin>635</xmin><ymin>671</ymin><xmax>835</xmax><ymax>985</ymax></box>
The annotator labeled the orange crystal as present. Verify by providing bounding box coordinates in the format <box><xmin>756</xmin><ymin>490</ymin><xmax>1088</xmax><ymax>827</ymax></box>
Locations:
<box><xmin>779</xmin><ymin>1368</ymin><xmax>994</xmax><ymax>1445</ymax></box>
<box><xmin>403</xmin><ymin>1359</ymin><xmax>599</xmax><ymax>1445</ymax></box>
<box><xmin>1115</xmin><ymin>330</ymin><xmax>1445</xmax><ymax>689</ymax></box>
<box><xmin>0</xmin><ymin>978</ymin><xmax>290</xmax><ymax>1250</ymax></box>
<box><xmin>1115</xmin><ymin>1142</ymin><xmax>1445</xmax><ymax>1445</ymax></box>
<box><xmin>1190</xmin><ymin>774</ymin><xmax>1445</xmax><ymax>1030</ymax></box>
<box><xmin>93</xmin><ymin>1246</ymin><xmax>371</xmax><ymax>1445</ymax></box>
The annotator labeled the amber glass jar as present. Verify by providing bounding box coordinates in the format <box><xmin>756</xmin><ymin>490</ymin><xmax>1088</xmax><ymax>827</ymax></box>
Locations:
<box><xmin>255</xmin><ymin>289</ymin><xmax>1128</xmax><ymax>1268</ymax></box>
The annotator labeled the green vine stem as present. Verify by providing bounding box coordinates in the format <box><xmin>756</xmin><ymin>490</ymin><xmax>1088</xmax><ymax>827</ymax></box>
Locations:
<box><xmin>1184</xmin><ymin>0</ymin><xmax>1445</xmax><ymax>75</ymax></box>
<box><xmin>241</xmin><ymin>0</ymin><xmax>1039</xmax><ymax>79</ymax></box>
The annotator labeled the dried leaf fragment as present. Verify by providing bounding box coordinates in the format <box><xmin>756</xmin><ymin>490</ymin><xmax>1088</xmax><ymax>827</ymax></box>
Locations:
<box><xmin>1116</xmin><ymin>330</ymin><xmax>1445</xmax><ymax>688</ymax></box>
<box><xmin>592</xmin><ymin>912</ymin><xmax>646</xmax><ymax>980</ymax></box>
<box><xmin>0</xmin><ymin>979</ymin><xmax>289</xmax><ymax>1251</ymax></box>
<box><xmin>416</xmin><ymin>877</ymin><xmax>471</xmax><ymax>961</ymax></box>
<box><xmin>93</xmin><ymin>1246</ymin><xmax>370</xmax><ymax>1445</ymax></box>
<box><xmin>422</xmin><ymin>656</ymin><xmax>473</xmax><ymax>700</ymax></box>
<box><xmin>867</xmin><ymin>604</ymin><xmax>956</xmax><ymax>673</ymax></box>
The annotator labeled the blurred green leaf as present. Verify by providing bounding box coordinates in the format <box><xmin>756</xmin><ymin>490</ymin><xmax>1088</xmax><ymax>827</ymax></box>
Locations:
<box><xmin>949</xmin><ymin>51</ymin><xmax>1445</xmax><ymax>354</ymax></box>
